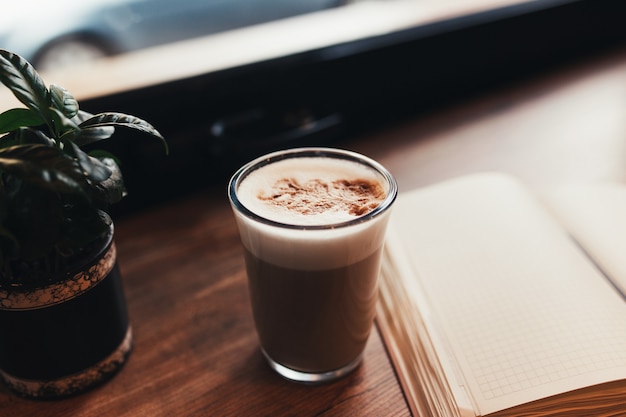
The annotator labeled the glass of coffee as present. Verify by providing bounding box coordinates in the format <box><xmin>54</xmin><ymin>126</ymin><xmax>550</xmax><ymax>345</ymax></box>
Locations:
<box><xmin>228</xmin><ymin>147</ymin><xmax>397</xmax><ymax>383</ymax></box>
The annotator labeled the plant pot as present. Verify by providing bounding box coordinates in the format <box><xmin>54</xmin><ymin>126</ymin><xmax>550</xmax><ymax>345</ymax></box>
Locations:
<box><xmin>0</xmin><ymin>224</ymin><xmax>132</xmax><ymax>400</ymax></box>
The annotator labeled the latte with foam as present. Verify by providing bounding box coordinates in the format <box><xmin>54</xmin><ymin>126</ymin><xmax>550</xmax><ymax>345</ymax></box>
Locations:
<box><xmin>229</xmin><ymin>148</ymin><xmax>397</xmax><ymax>382</ymax></box>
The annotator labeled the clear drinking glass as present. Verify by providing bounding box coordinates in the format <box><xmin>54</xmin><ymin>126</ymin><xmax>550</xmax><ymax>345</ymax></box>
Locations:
<box><xmin>228</xmin><ymin>147</ymin><xmax>397</xmax><ymax>383</ymax></box>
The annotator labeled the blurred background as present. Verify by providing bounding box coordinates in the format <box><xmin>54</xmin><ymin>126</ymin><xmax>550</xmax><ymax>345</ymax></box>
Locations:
<box><xmin>1</xmin><ymin>0</ymin><xmax>624</xmax><ymax>213</ymax></box>
<box><xmin>1</xmin><ymin>0</ymin><xmax>353</xmax><ymax>72</ymax></box>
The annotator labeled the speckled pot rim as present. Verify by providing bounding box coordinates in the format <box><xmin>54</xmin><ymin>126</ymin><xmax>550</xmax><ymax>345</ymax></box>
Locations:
<box><xmin>0</xmin><ymin>243</ymin><xmax>116</xmax><ymax>311</ymax></box>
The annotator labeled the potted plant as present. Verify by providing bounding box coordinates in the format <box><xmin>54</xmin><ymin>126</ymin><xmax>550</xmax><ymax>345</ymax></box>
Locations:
<box><xmin>0</xmin><ymin>49</ymin><xmax>167</xmax><ymax>399</ymax></box>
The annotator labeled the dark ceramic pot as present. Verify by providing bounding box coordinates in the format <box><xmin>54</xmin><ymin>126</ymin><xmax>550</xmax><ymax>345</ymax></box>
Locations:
<box><xmin>0</xmin><ymin>224</ymin><xmax>132</xmax><ymax>400</ymax></box>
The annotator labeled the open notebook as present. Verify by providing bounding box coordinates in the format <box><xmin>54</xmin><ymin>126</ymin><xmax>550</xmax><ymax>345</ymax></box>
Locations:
<box><xmin>377</xmin><ymin>173</ymin><xmax>626</xmax><ymax>417</ymax></box>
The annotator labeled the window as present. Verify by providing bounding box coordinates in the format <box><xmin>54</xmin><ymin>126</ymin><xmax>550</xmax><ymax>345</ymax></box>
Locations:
<box><xmin>2</xmin><ymin>0</ymin><xmax>624</xmax><ymax>211</ymax></box>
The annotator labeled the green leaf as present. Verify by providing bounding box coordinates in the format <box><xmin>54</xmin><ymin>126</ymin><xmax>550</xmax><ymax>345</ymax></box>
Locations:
<box><xmin>0</xmin><ymin>108</ymin><xmax>45</xmax><ymax>134</ymax></box>
<box><xmin>65</xmin><ymin>124</ymin><xmax>115</xmax><ymax>145</ymax></box>
<box><xmin>88</xmin><ymin>149</ymin><xmax>120</xmax><ymax>163</ymax></box>
<box><xmin>50</xmin><ymin>84</ymin><xmax>79</xmax><ymax>119</ymax></box>
<box><xmin>49</xmin><ymin>107</ymin><xmax>79</xmax><ymax>138</ymax></box>
<box><xmin>0</xmin><ymin>50</ymin><xmax>50</xmax><ymax>122</ymax></box>
<box><xmin>56</xmin><ymin>205</ymin><xmax>110</xmax><ymax>255</ymax></box>
<box><xmin>0</xmin><ymin>127</ymin><xmax>55</xmax><ymax>147</ymax></box>
<box><xmin>78</xmin><ymin>112</ymin><xmax>168</xmax><ymax>153</ymax></box>
<box><xmin>63</xmin><ymin>109</ymin><xmax>116</xmax><ymax>144</ymax></box>
<box><xmin>67</xmin><ymin>140</ymin><xmax>112</xmax><ymax>183</ymax></box>
<box><xmin>89</xmin><ymin>157</ymin><xmax>126</xmax><ymax>206</ymax></box>
<box><xmin>71</xmin><ymin>110</ymin><xmax>94</xmax><ymax>123</ymax></box>
<box><xmin>0</xmin><ymin>144</ymin><xmax>86</xmax><ymax>194</ymax></box>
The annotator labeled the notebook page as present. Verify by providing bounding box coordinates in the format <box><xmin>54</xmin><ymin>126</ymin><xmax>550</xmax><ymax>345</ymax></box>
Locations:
<box><xmin>389</xmin><ymin>173</ymin><xmax>626</xmax><ymax>416</ymax></box>
<box><xmin>543</xmin><ymin>183</ymin><xmax>626</xmax><ymax>297</ymax></box>
<box><xmin>380</xmin><ymin>231</ymin><xmax>476</xmax><ymax>417</ymax></box>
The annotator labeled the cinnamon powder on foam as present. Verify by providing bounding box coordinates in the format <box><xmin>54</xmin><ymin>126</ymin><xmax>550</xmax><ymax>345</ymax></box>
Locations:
<box><xmin>257</xmin><ymin>177</ymin><xmax>386</xmax><ymax>217</ymax></box>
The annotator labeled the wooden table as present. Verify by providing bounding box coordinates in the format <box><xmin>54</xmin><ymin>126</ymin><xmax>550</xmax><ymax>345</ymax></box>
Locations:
<box><xmin>1</xmin><ymin>46</ymin><xmax>625</xmax><ymax>416</ymax></box>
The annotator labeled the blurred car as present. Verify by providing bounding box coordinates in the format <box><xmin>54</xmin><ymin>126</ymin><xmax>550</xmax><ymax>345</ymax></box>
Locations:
<box><xmin>0</xmin><ymin>0</ymin><xmax>345</xmax><ymax>71</ymax></box>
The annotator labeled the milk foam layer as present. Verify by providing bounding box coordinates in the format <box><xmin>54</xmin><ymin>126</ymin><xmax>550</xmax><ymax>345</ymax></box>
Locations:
<box><xmin>233</xmin><ymin>155</ymin><xmax>394</xmax><ymax>270</ymax></box>
<box><xmin>237</xmin><ymin>157</ymin><xmax>386</xmax><ymax>226</ymax></box>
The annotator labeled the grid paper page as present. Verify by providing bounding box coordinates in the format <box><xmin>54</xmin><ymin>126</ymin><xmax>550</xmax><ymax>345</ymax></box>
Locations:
<box><xmin>391</xmin><ymin>173</ymin><xmax>626</xmax><ymax>415</ymax></box>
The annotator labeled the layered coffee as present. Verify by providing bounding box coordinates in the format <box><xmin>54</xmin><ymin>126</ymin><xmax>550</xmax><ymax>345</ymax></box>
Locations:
<box><xmin>229</xmin><ymin>149</ymin><xmax>397</xmax><ymax>381</ymax></box>
<box><xmin>235</xmin><ymin>156</ymin><xmax>390</xmax><ymax>270</ymax></box>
